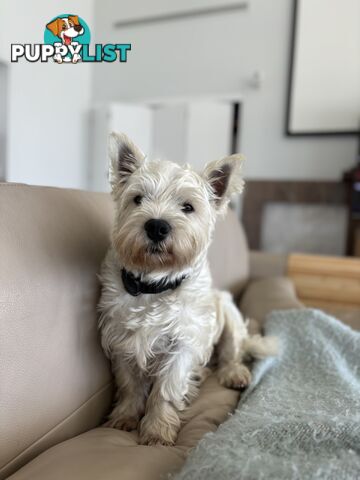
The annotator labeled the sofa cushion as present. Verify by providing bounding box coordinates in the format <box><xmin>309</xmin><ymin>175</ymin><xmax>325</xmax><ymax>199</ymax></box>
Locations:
<box><xmin>8</xmin><ymin>375</ymin><xmax>239</xmax><ymax>480</ymax></box>
<box><xmin>249</xmin><ymin>251</ymin><xmax>287</xmax><ymax>279</ymax></box>
<box><xmin>239</xmin><ymin>277</ymin><xmax>303</xmax><ymax>325</ymax></box>
<box><xmin>0</xmin><ymin>184</ymin><xmax>113</xmax><ymax>479</ymax></box>
<box><xmin>208</xmin><ymin>209</ymin><xmax>249</xmax><ymax>295</ymax></box>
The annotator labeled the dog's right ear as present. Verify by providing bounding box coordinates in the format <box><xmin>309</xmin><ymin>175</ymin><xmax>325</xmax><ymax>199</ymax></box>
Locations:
<box><xmin>46</xmin><ymin>18</ymin><xmax>62</xmax><ymax>37</ymax></box>
<box><xmin>108</xmin><ymin>132</ymin><xmax>145</xmax><ymax>190</ymax></box>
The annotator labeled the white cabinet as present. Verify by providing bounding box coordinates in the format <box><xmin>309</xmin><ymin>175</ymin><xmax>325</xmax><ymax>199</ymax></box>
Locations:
<box><xmin>88</xmin><ymin>99</ymin><xmax>237</xmax><ymax>192</ymax></box>
<box><xmin>89</xmin><ymin>104</ymin><xmax>152</xmax><ymax>192</ymax></box>
<box><xmin>152</xmin><ymin>101</ymin><xmax>233</xmax><ymax>171</ymax></box>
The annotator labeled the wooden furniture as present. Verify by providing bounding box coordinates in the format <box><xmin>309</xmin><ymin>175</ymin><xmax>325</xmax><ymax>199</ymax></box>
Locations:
<box><xmin>287</xmin><ymin>253</ymin><xmax>360</xmax><ymax>314</ymax></box>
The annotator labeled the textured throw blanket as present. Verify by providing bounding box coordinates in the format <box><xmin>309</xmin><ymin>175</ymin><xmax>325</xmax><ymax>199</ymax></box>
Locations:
<box><xmin>175</xmin><ymin>309</ymin><xmax>360</xmax><ymax>480</ymax></box>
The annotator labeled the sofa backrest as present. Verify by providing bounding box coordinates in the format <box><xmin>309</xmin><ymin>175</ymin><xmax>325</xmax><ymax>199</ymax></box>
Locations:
<box><xmin>0</xmin><ymin>184</ymin><xmax>248</xmax><ymax>478</ymax></box>
<box><xmin>0</xmin><ymin>184</ymin><xmax>114</xmax><ymax>479</ymax></box>
<box><xmin>208</xmin><ymin>208</ymin><xmax>249</xmax><ymax>296</ymax></box>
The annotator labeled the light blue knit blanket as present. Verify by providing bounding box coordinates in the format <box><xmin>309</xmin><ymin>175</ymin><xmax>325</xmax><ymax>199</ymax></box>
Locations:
<box><xmin>175</xmin><ymin>309</ymin><xmax>360</xmax><ymax>480</ymax></box>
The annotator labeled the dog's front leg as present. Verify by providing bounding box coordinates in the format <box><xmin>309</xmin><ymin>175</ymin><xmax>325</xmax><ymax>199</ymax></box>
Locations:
<box><xmin>105</xmin><ymin>358</ymin><xmax>148</xmax><ymax>431</ymax></box>
<box><xmin>216</xmin><ymin>293</ymin><xmax>252</xmax><ymax>390</ymax></box>
<box><xmin>139</xmin><ymin>350</ymin><xmax>193</xmax><ymax>445</ymax></box>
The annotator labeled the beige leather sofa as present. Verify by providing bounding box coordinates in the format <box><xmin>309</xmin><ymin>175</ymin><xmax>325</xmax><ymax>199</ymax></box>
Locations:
<box><xmin>1</xmin><ymin>183</ymin><xmax>359</xmax><ymax>480</ymax></box>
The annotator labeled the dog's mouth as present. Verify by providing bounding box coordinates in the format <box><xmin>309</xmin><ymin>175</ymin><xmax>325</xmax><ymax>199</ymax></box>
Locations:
<box><xmin>63</xmin><ymin>35</ymin><xmax>72</xmax><ymax>45</ymax></box>
<box><xmin>146</xmin><ymin>242</ymin><xmax>173</xmax><ymax>257</ymax></box>
<box><xmin>148</xmin><ymin>245</ymin><xmax>161</xmax><ymax>254</ymax></box>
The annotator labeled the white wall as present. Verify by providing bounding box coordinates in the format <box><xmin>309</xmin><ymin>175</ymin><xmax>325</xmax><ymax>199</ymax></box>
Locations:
<box><xmin>0</xmin><ymin>3</ymin><xmax>8</xmax><ymax>63</ymax></box>
<box><xmin>0</xmin><ymin>63</ymin><xmax>7</xmax><ymax>180</ymax></box>
<box><xmin>92</xmin><ymin>0</ymin><xmax>358</xmax><ymax>180</ymax></box>
<box><xmin>1</xmin><ymin>0</ymin><xmax>94</xmax><ymax>188</ymax></box>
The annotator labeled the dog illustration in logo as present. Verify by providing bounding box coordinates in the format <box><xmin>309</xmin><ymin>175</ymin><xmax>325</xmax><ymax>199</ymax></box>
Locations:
<box><xmin>46</xmin><ymin>15</ymin><xmax>84</xmax><ymax>64</ymax></box>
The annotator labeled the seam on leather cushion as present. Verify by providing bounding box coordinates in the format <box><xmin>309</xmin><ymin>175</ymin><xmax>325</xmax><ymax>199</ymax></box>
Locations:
<box><xmin>1</xmin><ymin>382</ymin><xmax>113</xmax><ymax>480</ymax></box>
<box><xmin>0</xmin><ymin>183</ymin><xmax>30</xmax><ymax>188</ymax></box>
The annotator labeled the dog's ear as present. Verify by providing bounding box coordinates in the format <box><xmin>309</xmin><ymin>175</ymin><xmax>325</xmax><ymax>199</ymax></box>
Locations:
<box><xmin>108</xmin><ymin>132</ymin><xmax>146</xmax><ymax>190</ymax></box>
<box><xmin>46</xmin><ymin>18</ymin><xmax>62</xmax><ymax>37</ymax></box>
<box><xmin>69</xmin><ymin>15</ymin><xmax>80</xmax><ymax>26</ymax></box>
<box><xmin>202</xmin><ymin>154</ymin><xmax>244</xmax><ymax>212</ymax></box>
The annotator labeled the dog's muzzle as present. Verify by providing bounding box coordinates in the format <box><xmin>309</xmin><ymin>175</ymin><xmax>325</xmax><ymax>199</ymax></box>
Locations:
<box><xmin>144</xmin><ymin>219</ymin><xmax>171</xmax><ymax>244</ymax></box>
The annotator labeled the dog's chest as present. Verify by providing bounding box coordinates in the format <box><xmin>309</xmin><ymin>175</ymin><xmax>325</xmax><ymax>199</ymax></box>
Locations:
<box><xmin>100</xmin><ymin>259</ymin><xmax>219</xmax><ymax>373</ymax></box>
<box><xmin>117</xmin><ymin>296</ymin><xmax>187</xmax><ymax>370</ymax></box>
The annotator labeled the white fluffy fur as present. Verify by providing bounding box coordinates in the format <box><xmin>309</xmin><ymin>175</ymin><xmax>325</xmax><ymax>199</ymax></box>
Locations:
<box><xmin>98</xmin><ymin>132</ymin><xmax>277</xmax><ymax>445</ymax></box>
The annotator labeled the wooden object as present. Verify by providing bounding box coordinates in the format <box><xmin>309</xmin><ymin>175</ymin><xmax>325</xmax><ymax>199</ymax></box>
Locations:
<box><xmin>287</xmin><ymin>253</ymin><xmax>360</xmax><ymax>311</ymax></box>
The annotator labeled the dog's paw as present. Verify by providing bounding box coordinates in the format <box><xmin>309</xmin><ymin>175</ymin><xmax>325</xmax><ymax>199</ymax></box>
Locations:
<box><xmin>139</xmin><ymin>433</ymin><xmax>175</xmax><ymax>446</ymax></box>
<box><xmin>72</xmin><ymin>54</ymin><xmax>81</xmax><ymax>64</ymax></box>
<box><xmin>104</xmin><ymin>415</ymin><xmax>139</xmax><ymax>431</ymax></box>
<box><xmin>217</xmin><ymin>363</ymin><xmax>252</xmax><ymax>390</ymax></box>
<box><xmin>139</xmin><ymin>418</ymin><xmax>178</xmax><ymax>446</ymax></box>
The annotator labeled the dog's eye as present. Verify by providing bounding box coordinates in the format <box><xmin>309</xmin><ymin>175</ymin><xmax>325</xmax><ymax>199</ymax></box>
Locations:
<box><xmin>182</xmin><ymin>203</ymin><xmax>194</xmax><ymax>213</ymax></box>
<box><xmin>62</xmin><ymin>24</ymin><xmax>66</xmax><ymax>30</ymax></box>
<box><xmin>134</xmin><ymin>195</ymin><xmax>142</xmax><ymax>205</ymax></box>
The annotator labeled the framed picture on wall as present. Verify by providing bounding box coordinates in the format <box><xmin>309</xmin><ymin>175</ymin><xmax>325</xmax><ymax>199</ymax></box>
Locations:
<box><xmin>286</xmin><ymin>0</ymin><xmax>360</xmax><ymax>136</ymax></box>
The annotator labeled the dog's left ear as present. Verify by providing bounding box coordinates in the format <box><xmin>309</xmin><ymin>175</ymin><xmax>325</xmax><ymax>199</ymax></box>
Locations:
<box><xmin>202</xmin><ymin>154</ymin><xmax>244</xmax><ymax>212</ymax></box>
<box><xmin>69</xmin><ymin>15</ymin><xmax>80</xmax><ymax>26</ymax></box>
<box><xmin>108</xmin><ymin>132</ymin><xmax>146</xmax><ymax>190</ymax></box>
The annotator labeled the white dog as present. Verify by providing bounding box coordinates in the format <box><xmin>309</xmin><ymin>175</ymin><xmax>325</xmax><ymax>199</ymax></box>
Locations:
<box><xmin>46</xmin><ymin>15</ymin><xmax>84</xmax><ymax>64</ymax></box>
<box><xmin>98</xmin><ymin>132</ymin><xmax>277</xmax><ymax>446</ymax></box>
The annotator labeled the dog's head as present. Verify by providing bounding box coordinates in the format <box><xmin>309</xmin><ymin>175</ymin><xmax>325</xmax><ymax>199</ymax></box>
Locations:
<box><xmin>46</xmin><ymin>16</ymin><xmax>84</xmax><ymax>45</ymax></box>
<box><xmin>108</xmin><ymin>132</ymin><xmax>244</xmax><ymax>275</ymax></box>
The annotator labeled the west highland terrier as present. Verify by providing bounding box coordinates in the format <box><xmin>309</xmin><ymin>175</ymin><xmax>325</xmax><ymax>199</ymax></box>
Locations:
<box><xmin>98</xmin><ymin>132</ymin><xmax>277</xmax><ymax>446</ymax></box>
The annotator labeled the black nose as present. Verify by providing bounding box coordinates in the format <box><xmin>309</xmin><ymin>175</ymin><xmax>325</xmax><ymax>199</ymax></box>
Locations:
<box><xmin>74</xmin><ymin>24</ymin><xmax>82</xmax><ymax>32</ymax></box>
<box><xmin>144</xmin><ymin>219</ymin><xmax>171</xmax><ymax>243</ymax></box>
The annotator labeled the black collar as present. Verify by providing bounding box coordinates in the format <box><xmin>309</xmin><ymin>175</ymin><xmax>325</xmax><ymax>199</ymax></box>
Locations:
<box><xmin>121</xmin><ymin>268</ymin><xmax>187</xmax><ymax>297</ymax></box>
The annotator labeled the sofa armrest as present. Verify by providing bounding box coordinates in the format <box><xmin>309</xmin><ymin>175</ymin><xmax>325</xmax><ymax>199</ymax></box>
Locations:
<box><xmin>287</xmin><ymin>253</ymin><xmax>360</xmax><ymax>309</ymax></box>
<box><xmin>249</xmin><ymin>251</ymin><xmax>288</xmax><ymax>280</ymax></box>
<box><xmin>239</xmin><ymin>277</ymin><xmax>303</xmax><ymax>326</ymax></box>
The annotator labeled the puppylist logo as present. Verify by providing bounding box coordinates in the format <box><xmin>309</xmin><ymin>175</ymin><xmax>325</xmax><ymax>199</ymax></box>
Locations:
<box><xmin>11</xmin><ymin>14</ymin><xmax>131</xmax><ymax>64</ymax></box>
